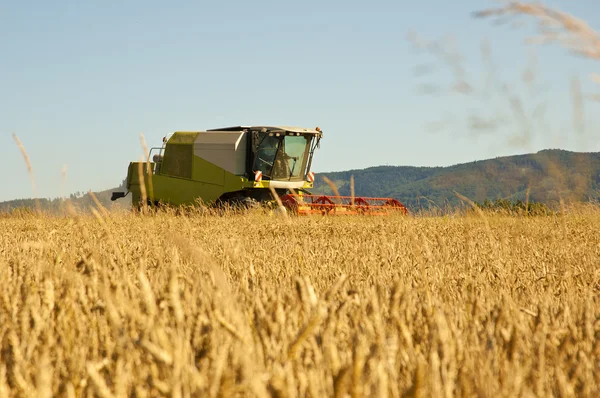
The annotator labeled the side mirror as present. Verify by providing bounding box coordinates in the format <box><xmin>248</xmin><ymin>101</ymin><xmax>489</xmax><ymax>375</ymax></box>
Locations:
<box><xmin>111</xmin><ymin>192</ymin><xmax>127</xmax><ymax>201</ymax></box>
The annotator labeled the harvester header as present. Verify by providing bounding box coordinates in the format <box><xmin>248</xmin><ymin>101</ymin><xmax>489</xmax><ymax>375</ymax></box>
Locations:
<box><xmin>112</xmin><ymin>125</ymin><xmax>407</xmax><ymax>215</ymax></box>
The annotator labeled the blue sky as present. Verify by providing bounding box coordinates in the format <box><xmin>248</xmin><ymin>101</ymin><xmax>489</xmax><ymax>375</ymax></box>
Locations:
<box><xmin>2</xmin><ymin>0</ymin><xmax>599</xmax><ymax>201</ymax></box>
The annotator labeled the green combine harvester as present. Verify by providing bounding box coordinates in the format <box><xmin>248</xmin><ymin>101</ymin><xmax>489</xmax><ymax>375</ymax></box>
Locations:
<box><xmin>111</xmin><ymin>125</ymin><xmax>408</xmax><ymax>215</ymax></box>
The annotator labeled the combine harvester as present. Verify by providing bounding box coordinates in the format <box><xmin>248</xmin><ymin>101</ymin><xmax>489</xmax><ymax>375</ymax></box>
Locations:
<box><xmin>111</xmin><ymin>125</ymin><xmax>408</xmax><ymax>216</ymax></box>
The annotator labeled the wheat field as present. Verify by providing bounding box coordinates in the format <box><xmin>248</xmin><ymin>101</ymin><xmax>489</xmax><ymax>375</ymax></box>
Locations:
<box><xmin>0</xmin><ymin>206</ymin><xmax>598</xmax><ymax>397</ymax></box>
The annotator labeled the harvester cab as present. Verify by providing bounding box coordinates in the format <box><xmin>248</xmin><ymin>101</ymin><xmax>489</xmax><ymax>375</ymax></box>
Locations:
<box><xmin>112</xmin><ymin>125</ymin><xmax>408</xmax><ymax>215</ymax></box>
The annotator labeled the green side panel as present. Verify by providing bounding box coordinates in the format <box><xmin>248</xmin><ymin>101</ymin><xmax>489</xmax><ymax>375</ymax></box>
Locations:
<box><xmin>168</xmin><ymin>132</ymin><xmax>198</xmax><ymax>144</ymax></box>
<box><xmin>191</xmin><ymin>156</ymin><xmax>225</xmax><ymax>185</ymax></box>
<box><xmin>223</xmin><ymin>170</ymin><xmax>250</xmax><ymax>193</ymax></box>
<box><xmin>191</xmin><ymin>155</ymin><xmax>253</xmax><ymax>196</ymax></box>
<box><xmin>127</xmin><ymin>161</ymin><xmax>156</xmax><ymax>205</ymax></box>
<box><xmin>161</xmin><ymin>144</ymin><xmax>193</xmax><ymax>179</ymax></box>
<box><xmin>127</xmin><ymin>162</ymin><xmax>153</xmax><ymax>191</ymax></box>
<box><xmin>128</xmin><ymin>165</ymin><xmax>249</xmax><ymax>207</ymax></box>
<box><xmin>149</xmin><ymin>172</ymin><xmax>249</xmax><ymax>206</ymax></box>
<box><xmin>150</xmin><ymin>175</ymin><xmax>227</xmax><ymax>205</ymax></box>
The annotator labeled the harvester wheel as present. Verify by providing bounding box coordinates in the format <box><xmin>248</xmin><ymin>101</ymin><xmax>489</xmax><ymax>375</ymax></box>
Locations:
<box><xmin>215</xmin><ymin>196</ymin><xmax>260</xmax><ymax>213</ymax></box>
<box><xmin>133</xmin><ymin>199</ymin><xmax>162</xmax><ymax>214</ymax></box>
<box><xmin>240</xmin><ymin>197</ymin><xmax>260</xmax><ymax>209</ymax></box>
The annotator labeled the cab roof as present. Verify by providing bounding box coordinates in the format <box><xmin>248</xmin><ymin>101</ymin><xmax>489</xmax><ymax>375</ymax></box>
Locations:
<box><xmin>207</xmin><ymin>125</ymin><xmax>322</xmax><ymax>135</ymax></box>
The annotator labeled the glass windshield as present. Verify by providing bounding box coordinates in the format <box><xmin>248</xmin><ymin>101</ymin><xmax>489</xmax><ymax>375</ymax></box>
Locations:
<box><xmin>254</xmin><ymin>135</ymin><xmax>280</xmax><ymax>178</ymax></box>
<box><xmin>253</xmin><ymin>134</ymin><xmax>311</xmax><ymax>180</ymax></box>
<box><xmin>273</xmin><ymin>136</ymin><xmax>309</xmax><ymax>179</ymax></box>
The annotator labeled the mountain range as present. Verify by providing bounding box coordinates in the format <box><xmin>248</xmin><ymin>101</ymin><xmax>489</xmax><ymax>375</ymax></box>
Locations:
<box><xmin>2</xmin><ymin>149</ymin><xmax>599</xmax><ymax>213</ymax></box>
<box><xmin>312</xmin><ymin>149</ymin><xmax>600</xmax><ymax>209</ymax></box>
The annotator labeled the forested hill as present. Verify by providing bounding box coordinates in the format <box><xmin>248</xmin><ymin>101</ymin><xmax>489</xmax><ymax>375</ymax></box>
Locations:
<box><xmin>313</xmin><ymin>149</ymin><xmax>600</xmax><ymax>209</ymax></box>
<box><xmin>2</xmin><ymin>149</ymin><xmax>599</xmax><ymax>213</ymax></box>
<box><xmin>0</xmin><ymin>182</ymin><xmax>130</xmax><ymax>214</ymax></box>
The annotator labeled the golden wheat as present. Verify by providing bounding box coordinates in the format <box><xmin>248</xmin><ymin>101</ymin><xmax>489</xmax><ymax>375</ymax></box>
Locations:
<box><xmin>0</xmin><ymin>207</ymin><xmax>599</xmax><ymax>397</ymax></box>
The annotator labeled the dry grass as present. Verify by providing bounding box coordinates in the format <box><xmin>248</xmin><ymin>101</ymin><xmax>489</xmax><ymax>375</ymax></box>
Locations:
<box><xmin>475</xmin><ymin>1</ymin><xmax>600</xmax><ymax>65</ymax></box>
<box><xmin>1</xmin><ymin>207</ymin><xmax>599</xmax><ymax>397</ymax></box>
